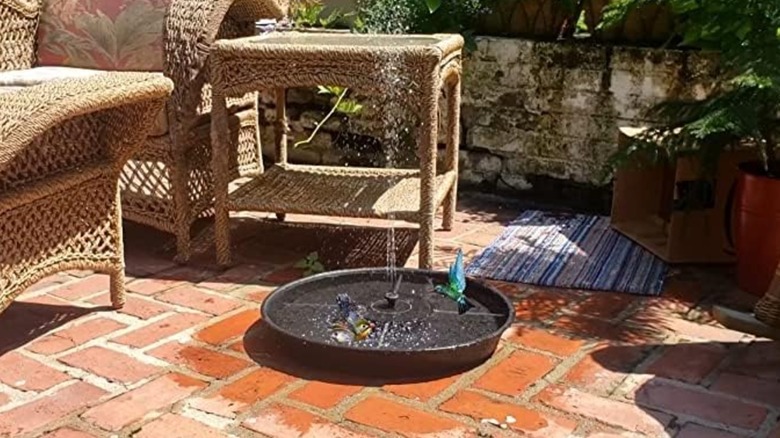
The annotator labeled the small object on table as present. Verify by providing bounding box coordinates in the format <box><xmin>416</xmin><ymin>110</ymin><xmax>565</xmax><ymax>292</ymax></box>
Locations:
<box><xmin>209</xmin><ymin>32</ymin><xmax>464</xmax><ymax>269</ymax></box>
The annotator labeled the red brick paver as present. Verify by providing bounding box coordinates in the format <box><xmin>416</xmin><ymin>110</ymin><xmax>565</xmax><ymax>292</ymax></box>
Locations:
<box><xmin>148</xmin><ymin>342</ymin><xmax>250</xmax><ymax>379</ymax></box>
<box><xmin>81</xmin><ymin>373</ymin><xmax>206</xmax><ymax>432</ymax></box>
<box><xmin>634</xmin><ymin>379</ymin><xmax>767</xmax><ymax>430</ymax></box>
<box><xmin>155</xmin><ymin>286</ymin><xmax>243</xmax><ymax>315</ymax></box>
<box><xmin>0</xmin><ymin>198</ymin><xmax>777</xmax><ymax>438</ymax></box>
<box><xmin>0</xmin><ymin>352</ymin><xmax>70</xmax><ymax>391</ymax></box>
<box><xmin>27</xmin><ymin>318</ymin><xmax>127</xmax><ymax>355</ymax></box>
<box><xmin>644</xmin><ymin>343</ymin><xmax>727</xmax><ymax>384</ymax></box>
<box><xmin>58</xmin><ymin>346</ymin><xmax>160</xmax><ymax>384</ymax></box>
<box><xmin>244</xmin><ymin>404</ymin><xmax>369</xmax><ymax>438</ymax></box>
<box><xmin>195</xmin><ymin>309</ymin><xmax>260</xmax><ymax>345</ymax></box>
<box><xmin>86</xmin><ymin>294</ymin><xmax>173</xmax><ymax>319</ymax></box>
<box><xmin>289</xmin><ymin>381</ymin><xmax>363</xmax><ymax>408</ymax></box>
<box><xmin>676</xmin><ymin>423</ymin><xmax>745</xmax><ymax>438</ymax></box>
<box><xmin>508</xmin><ymin>327</ymin><xmax>586</xmax><ymax>356</ymax></box>
<box><xmin>441</xmin><ymin>390</ymin><xmax>577</xmax><ymax>437</ymax></box>
<box><xmin>384</xmin><ymin>375</ymin><xmax>459</xmax><ymax>401</ymax></box>
<box><xmin>134</xmin><ymin>413</ymin><xmax>224</xmax><ymax>438</ymax></box>
<box><xmin>474</xmin><ymin>350</ymin><xmax>557</xmax><ymax>396</ymax></box>
<box><xmin>0</xmin><ymin>382</ymin><xmax>106</xmax><ymax>436</ymax></box>
<box><xmin>112</xmin><ymin>313</ymin><xmax>207</xmax><ymax>348</ymax></box>
<box><xmin>345</xmin><ymin>397</ymin><xmax>467</xmax><ymax>437</ymax></box>
<box><xmin>44</xmin><ymin>427</ymin><xmax>99</xmax><ymax>438</ymax></box>
<box><xmin>537</xmin><ymin>385</ymin><xmax>673</xmax><ymax>436</ymax></box>
<box><xmin>190</xmin><ymin>368</ymin><xmax>295</xmax><ymax>418</ymax></box>
<box><xmin>49</xmin><ymin>275</ymin><xmax>109</xmax><ymax>301</ymax></box>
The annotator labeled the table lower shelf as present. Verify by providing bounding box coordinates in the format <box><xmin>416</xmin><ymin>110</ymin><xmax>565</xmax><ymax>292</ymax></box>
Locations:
<box><xmin>227</xmin><ymin>165</ymin><xmax>457</xmax><ymax>222</ymax></box>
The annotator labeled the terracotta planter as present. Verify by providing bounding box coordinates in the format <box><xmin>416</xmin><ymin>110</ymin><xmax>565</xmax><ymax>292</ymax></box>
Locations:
<box><xmin>584</xmin><ymin>0</ymin><xmax>674</xmax><ymax>44</ymax></box>
<box><xmin>477</xmin><ymin>0</ymin><xmax>570</xmax><ymax>39</ymax></box>
<box><xmin>733</xmin><ymin>162</ymin><xmax>780</xmax><ymax>297</ymax></box>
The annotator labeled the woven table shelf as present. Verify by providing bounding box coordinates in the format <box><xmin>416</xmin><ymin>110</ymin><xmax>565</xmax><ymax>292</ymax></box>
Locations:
<box><xmin>229</xmin><ymin>165</ymin><xmax>458</xmax><ymax>221</ymax></box>
<box><xmin>210</xmin><ymin>31</ymin><xmax>464</xmax><ymax>269</ymax></box>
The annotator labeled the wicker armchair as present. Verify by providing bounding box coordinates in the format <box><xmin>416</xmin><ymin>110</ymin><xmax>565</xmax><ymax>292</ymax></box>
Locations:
<box><xmin>0</xmin><ymin>73</ymin><xmax>173</xmax><ymax>314</ymax></box>
<box><xmin>0</xmin><ymin>0</ymin><xmax>288</xmax><ymax>263</ymax></box>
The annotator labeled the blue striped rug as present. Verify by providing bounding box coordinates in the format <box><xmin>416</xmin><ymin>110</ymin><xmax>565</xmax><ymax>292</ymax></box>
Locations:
<box><xmin>466</xmin><ymin>210</ymin><xmax>668</xmax><ymax>295</ymax></box>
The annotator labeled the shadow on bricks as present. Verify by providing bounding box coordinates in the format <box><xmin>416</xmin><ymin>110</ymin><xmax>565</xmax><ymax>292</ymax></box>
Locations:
<box><xmin>584</xmin><ymin>341</ymin><xmax>780</xmax><ymax>436</ymax></box>
<box><xmin>0</xmin><ymin>301</ymin><xmax>98</xmax><ymax>356</ymax></box>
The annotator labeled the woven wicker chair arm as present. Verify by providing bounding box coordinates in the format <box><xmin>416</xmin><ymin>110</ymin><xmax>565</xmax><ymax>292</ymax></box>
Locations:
<box><xmin>0</xmin><ymin>72</ymin><xmax>174</xmax><ymax>168</ymax></box>
<box><xmin>0</xmin><ymin>0</ymin><xmax>40</xmax><ymax>71</ymax></box>
<box><xmin>164</xmin><ymin>0</ymin><xmax>286</xmax><ymax>129</ymax></box>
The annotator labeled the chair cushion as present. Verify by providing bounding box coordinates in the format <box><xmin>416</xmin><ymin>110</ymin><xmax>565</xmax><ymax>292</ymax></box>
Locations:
<box><xmin>36</xmin><ymin>0</ymin><xmax>171</xmax><ymax>72</ymax></box>
<box><xmin>0</xmin><ymin>67</ymin><xmax>170</xmax><ymax>137</ymax></box>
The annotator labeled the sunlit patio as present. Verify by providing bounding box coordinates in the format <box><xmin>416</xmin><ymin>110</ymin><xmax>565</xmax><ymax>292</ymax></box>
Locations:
<box><xmin>0</xmin><ymin>192</ymin><xmax>775</xmax><ymax>438</ymax></box>
<box><xmin>2</xmin><ymin>0</ymin><xmax>780</xmax><ymax>436</ymax></box>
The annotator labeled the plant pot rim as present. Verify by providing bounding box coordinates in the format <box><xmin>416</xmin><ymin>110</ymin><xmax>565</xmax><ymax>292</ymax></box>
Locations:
<box><xmin>739</xmin><ymin>160</ymin><xmax>780</xmax><ymax>180</ymax></box>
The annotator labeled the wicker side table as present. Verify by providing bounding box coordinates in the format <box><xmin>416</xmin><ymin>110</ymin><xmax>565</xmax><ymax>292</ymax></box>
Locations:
<box><xmin>210</xmin><ymin>32</ymin><xmax>464</xmax><ymax>269</ymax></box>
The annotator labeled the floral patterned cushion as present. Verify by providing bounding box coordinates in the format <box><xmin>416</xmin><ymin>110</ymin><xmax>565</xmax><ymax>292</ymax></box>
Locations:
<box><xmin>36</xmin><ymin>0</ymin><xmax>171</xmax><ymax>72</ymax></box>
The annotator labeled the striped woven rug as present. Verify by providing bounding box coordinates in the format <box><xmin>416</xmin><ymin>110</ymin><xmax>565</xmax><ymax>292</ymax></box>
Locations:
<box><xmin>466</xmin><ymin>210</ymin><xmax>668</xmax><ymax>295</ymax></box>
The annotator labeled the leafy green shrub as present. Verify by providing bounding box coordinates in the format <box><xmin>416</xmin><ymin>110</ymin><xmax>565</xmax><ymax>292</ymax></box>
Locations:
<box><xmin>604</xmin><ymin>0</ymin><xmax>780</xmax><ymax>176</ymax></box>
<box><xmin>356</xmin><ymin>0</ymin><xmax>491</xmax><ymax>36</ymax></box>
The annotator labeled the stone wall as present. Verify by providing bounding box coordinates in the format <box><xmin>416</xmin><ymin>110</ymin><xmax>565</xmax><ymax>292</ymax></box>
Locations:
<box><xmin>258</xmin><ymin>36</ymin><xmax>719</xmax><ymax>198</ymax></box>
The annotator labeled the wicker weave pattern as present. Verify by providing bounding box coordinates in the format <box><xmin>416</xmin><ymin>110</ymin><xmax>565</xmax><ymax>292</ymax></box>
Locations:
<box><xmin>210</xmin><ymin>33</ymin><xmax>464</xmax><ymax>269</ymax></box>
<box><xmin>755</xmin><ymin>260</ymin><xmax>780</xmax><ymax>327</ymax></box>
<box><xmin>134</xmin><ymin>0</ymin><xmax>278</xmax><ymax>261</ymax></box>
<box><xmin>0</xmin><ymin>0</ymin><xmax>282</xmax><ymax>262</ymax></box>
<box><xmin>0</xmin><ymin>0</ymin><xmax>38</xmax><ymax>71</ymax></box>
<box><xmin>0</xmin><ymin>72</ymin><xmax>173</xmax><ymax>314</ymax></box>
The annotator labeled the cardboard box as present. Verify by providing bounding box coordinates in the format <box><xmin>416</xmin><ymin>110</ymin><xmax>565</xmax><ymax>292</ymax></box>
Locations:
<box><xmin>611</xmin><ymin>127</ymin><xmax>755</xmax><ymax>264</ymax></box>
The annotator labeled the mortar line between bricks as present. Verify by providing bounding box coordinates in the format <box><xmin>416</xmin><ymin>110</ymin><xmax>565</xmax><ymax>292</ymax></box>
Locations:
<box><xmin>129</xmin><ymin>316</ymin><xmax>219</xmax><ymax>354</ymax></box>
<box><xmin>15</xmin><ymin>274</ymin><xmax>82</xmax><ymax>300</ymax></box>
<box><xmin>356</xmin><ymin>391</ymin><xmax>521</xmax><ymax>437</ymax></box>
<box><xmin>222</xmin><ymin>379</ymin><xmax>308</xmax><ymax>436</ymax></box>
<box><xmin>701</xmin><ymin>340</ymin><xmax>746</xmax><ymax>389</ymax></box>
<box><xmin>422</xmin><ymin>339</ymin><xmax>516</xmax><ymax>409</ymax></box>
<box><xmin>184</xmin><ymin>363</ymin><xmax>280</xmax><ymax>400</ymax></box>
<box><xmin>101</xmin><ymin>362</ymin><xmax>239</xmax><ymax>436</ymax></box>
<box><xmin>179</xmin><ymin>403</ymin><xmax>235</xmax><ymax>430</ymax></box>
<box><xmin>17</xmin><ymin>347</ymin><xmax>130</xmax><ymax>394</ymax></box>
<box><xmin>610</xmin><ymin>342</ymin><xmax>666</xmax><ymax>400</ymax></box>
<box><xmin>0</xmin><ymin>381</ymin><xmax>35</xmax><ymax>412</ymax></box>
<box><xmin>0</xmin><ymin>378</ymin><xmax>112</xmax><ymax>434</ymax></box>
<box><xmin>613</xmin><ymin>298</ymin><xmax>647</xmax><ymax>323</ymax></box>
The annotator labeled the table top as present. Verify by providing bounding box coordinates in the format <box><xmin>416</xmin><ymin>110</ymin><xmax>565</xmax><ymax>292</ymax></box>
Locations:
<box><xmin>214</xmin><ymin>31</ymin><xmax>464</xmax><ymax>57</ymax></box>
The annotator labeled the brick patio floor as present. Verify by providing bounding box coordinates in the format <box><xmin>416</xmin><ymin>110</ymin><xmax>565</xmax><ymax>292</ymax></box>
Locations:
<box><xmin>1</xmin><ymin>194</ymin><xmax>778</xmax><ymax>438</ymax></box>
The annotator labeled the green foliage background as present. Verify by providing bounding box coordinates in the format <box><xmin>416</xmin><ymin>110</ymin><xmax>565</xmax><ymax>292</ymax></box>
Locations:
<box><xmin>603</xmin><ymin>0</ymin><xmax>780</xmax><ymax>177</ymax></box>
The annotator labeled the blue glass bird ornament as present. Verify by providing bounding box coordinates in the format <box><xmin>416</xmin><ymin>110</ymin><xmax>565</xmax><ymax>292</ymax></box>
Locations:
<box><xmin>435</xmin><ymin>249</ymin><xmax>474</xmax><ymax>314</ymax></box>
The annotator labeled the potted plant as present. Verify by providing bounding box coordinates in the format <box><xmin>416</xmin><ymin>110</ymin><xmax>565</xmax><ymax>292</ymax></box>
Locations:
<box><xmin>476</xmin><ymin>0</ymin><xmax>577</xmax><ymax>39</ymax></box>
<box><xmin>585</xmin><ymin>0</ymin><xmax>674</xmax><ymax>45</ymax></box>
<box><xmin>605</xmin><ymin>0</ymin><xmax>780</xmax><ymax>296</ymax></box>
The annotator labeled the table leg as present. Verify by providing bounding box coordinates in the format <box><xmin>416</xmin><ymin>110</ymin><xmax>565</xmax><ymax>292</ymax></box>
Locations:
<box><xmin>211</xmin><ymin>91</ymin><xmax>232</xmax><ymax>267</ymax></box>
<box><xmin>443</xmin><ymin>70</ymin><xmax>461</xmax><ymax>231</ymax></box>
<box><xmin>419</xmin><ymin>77</ymin><xmax>440</xmax><ymax>270</ymax></box>
<box><xmin>274</xmin><ymin>88</ymin><xmax>288</xmax><ymax>222</ymax></box>
<box><xmin>275</xmin><ymin>88</ymin><xmax>288</xmax><ymax>166</ymax></box>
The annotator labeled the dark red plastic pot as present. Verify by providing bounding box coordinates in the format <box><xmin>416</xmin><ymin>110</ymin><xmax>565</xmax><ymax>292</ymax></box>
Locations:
<box><xmin>732</xmin><ymin>162</ymin><xmax>780</xmax><ymax>297</ymax></box>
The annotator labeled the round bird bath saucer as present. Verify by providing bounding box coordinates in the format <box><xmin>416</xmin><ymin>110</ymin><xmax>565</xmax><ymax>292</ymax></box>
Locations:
<box><xmin>261</xmin><ymin>268</ymin><xmax>514</xmax><ymax>378</ymax></box>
